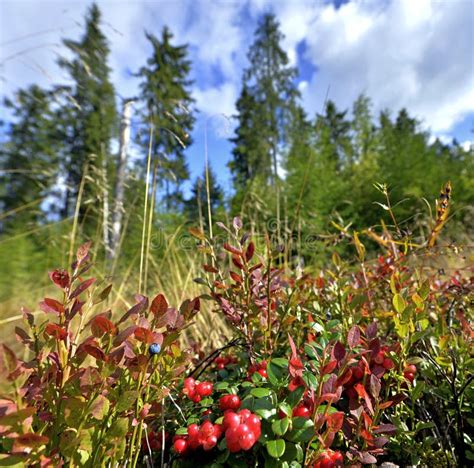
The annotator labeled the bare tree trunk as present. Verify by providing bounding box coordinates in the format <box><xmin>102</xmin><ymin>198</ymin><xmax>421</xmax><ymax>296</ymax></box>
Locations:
<box><xmin>101</xmin><ymin>143</ymin><xmax>111</xmax><ymax>256</ymax></box>
<box><xmin>110</xmin><ymin>99</ymin><xmax>134</xmax><ymax>260</ymax></box>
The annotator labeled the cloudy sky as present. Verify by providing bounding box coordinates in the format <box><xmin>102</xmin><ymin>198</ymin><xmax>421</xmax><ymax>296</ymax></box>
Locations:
<box><xmin>1</xmin><ymin>0</ymin><xmax>473</xmax><ymax>193</ymax></box>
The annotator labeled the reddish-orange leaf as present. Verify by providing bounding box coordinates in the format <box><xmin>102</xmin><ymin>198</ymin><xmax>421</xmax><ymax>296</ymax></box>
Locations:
<box><xmin>150</xmin><ymin>294</ymin><xmax>168</xmax><ymax>317</ymax></box>
<box><xmin>134</xmin><ymin>327</ymin><xmax>155</xmax><ymax>344</ymax></box>
<box><xmin>91</xmin><ymin>316</ymin><xmax>117</xmax><ymax>338</ymax></box>
<box><xmin>44</xmin><ymin>323</ymin><xmax>67</xmax><ymax>341</ymax></box>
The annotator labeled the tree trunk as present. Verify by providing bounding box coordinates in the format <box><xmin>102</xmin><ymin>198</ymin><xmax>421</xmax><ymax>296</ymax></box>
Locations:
<box><xmin>110</xmin><ymin>99</ymin><xmax>134</xmax><ymax>260</ymax></box>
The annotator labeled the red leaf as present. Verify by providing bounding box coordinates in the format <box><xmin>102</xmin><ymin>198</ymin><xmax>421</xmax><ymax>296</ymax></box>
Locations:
<box><xmin>232</xmin><ymin>256</ymin><xmax>244</xmax><ymax>270</ymax></box>
<box><xmin>44</xmin><ymin>323</ymin><xmax>67</xmax><ymax>341</ymax></box>
<box><xmin>118</xmin><ymin>295</ymin><xmax>148</xmax><ymax>325</ymax></box>
<box><xmin>333</xmin><ymin>341</ymin><xmax>346</xmax><ymax>362</ymax></box>
<box><xmin>373</xmin><ymin>424</ymin><xmax>397</xmax><ymax>435</ymax></box>
<box><xmin>203</xmin><ymin>264</ymin><xmax>218</xmax><ymax>273</ymax></box>
<box><xmin>70</xmin><ymin>278</ymin><xmax>96</xmax><ymax>300</ymax></box>
<box><xmin>366</xmin><ymin>321</ymin><xmax>378</xmax><ymax>339</ymax></box>
<box><xmin>150</xmin><ymin>294</ymin><xmax>168</xmax><ymax>317</ymax></box>
<box><xmin>369</xmin><ymin>374</ymin><xmax>381</xmax><ymax>399</ymax></box>
<box><xmin>83</xmin><ymin>344</ymin><xmax>106</xmax><ymax>361</ymax></box>
<box><xmin>347</xmin><ymin>325</ymin><xmax>361</xmax><ymax>348</ymax></box>
<box><xmin>0</xmin><ymin>344</ymin><xmax>18</xmax><ymax>376</ymax></box>
<box><xmin>326</xmin><ymin>411</ymin><xmax>344</xmax><ymax>431</ymax></box>
<box><xmin>354</xmin><ymin>383</ymin><xmax>374</xmax><ymax>415</ymax></box>
<box><xmin>321</xmin><ymin>360</ymin><xmax>337</xmax><ymax>376</ymax></box>
<box><xmin>15</xmin><ymin>327</ymin><xmax>32</xmax><ymax>346</ymax></box>
<box><xmin>39</xmin><ymin>298</ymin><xmax>64</xmax><ymax>315</ymax></box>
<box><xmin>230</xmin><ymin>271</ymin><xmax>243</xmax><ymax>283</ymax></box>
<box><xmin>134</xmin><ymin>327</ymin><xmax>155</xmax><ymax>344</ymax></box>
<box><xmin>113</xmin><ymin>325</ymin><xmax>138</xmax><ymax>346</ymax></box>
<box><xmin>14</xmin><ymin>433</ymin><xmax>49</xmax><ymax>447</ymax></box>
<box><xmin>49</xmin><ymin>269</ymin><xmax>70</xmax><ymax>289</ymax></box>
<box><xmin>245</xmin><ymin>242</ymin><xmax>255</xmax><ymax>262</ymax></box>
<box><xmin>223</xmin><ymin>243</ymin><xmax>242</xmax><ymax>256</ymax></box>
<box><xmin>91</xmin><ymin>316</ymin><xmax>117</xmax><ymax>338</ymax></box>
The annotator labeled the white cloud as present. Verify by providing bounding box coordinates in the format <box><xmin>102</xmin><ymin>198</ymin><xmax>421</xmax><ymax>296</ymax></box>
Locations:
<box><xmin>193</xmin><ymin>81</ymin><xmax>238</xmax><ymax>117</ymax></box>
<box><xmin>293</xmin><ymin>0</ymin><xmax>474</xmax><ymax>133</ymax></box>
<box><xmin>1</xmin><ymin>0</ymin><xmax>473</xmax><ymax>136</ymax></box>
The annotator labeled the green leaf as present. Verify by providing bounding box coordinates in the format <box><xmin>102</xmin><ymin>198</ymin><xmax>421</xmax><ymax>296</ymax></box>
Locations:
<box><xmin>90</xmin><ymin>395</ymin><xmax>109</xmax><ymax>420</ymax></box>
<box><xmin>302</xmin><ymin>372</ymin><xmax>318</xmax><ymax>390</ymax></box>
<box><xmin>255</xmin><ymin>408</ymin><xmax>276</xmax><ymax>420</ymax></box>
<box><xmin>412</xmin><ymin>382</ymin><xmax>425</xmax><ymax>400</ymax></box>
<box><xmin>267</xmin><ymin>360</ymin><xmax>288</xmax><ymax>387</ymax></box>
<box><xmin>266</xmin><ymin>439</ymin><xmax>286</xmax><ymax>459</ymax></box>
<box><xmin>116</xmin><ymin>390</ymin><xmax>138</xmax><ymax>413</ymax></box>
<box><xmin>278</xmin><ymin>402</ymin><xmax>292</xmax><ymax>417</ymax></box>
<box><xmin>109</xmin><ymin>418</ymin><xmax>129</xmax><ymax>438</ymax></box>
<box><xmin>393</xmin><ymin>294</ymin><xmax>406</xmax><ymax>314</ymax></box>
<box><xmin>418</xmin><ymin>280</ymin><xmax>430</xmax><ymax>300</ymax></box>
<box><xmin>271</xmin><ymin>417</ymin><xmax>290</xmax><ymax>436</ymax></box>
<box><xmin>286</xmin><ymin>386</ymin><xmax>304</xmax><ymax>408</ymax></box>
<box><xmin>251</xmin><ymin>388</ymin><xmax>272</xmax><ymax>398</ymax></box>
<box><xmin>286</xmin><ymin>418</ymin><xmax>314</xmax><ymax>443</ymax></box>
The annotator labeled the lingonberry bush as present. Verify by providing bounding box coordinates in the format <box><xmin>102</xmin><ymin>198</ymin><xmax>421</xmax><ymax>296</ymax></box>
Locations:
<box><xmin>0</xmin><ymin>185</ymin><xmax>472</xmax><ymax>467</ymax></box>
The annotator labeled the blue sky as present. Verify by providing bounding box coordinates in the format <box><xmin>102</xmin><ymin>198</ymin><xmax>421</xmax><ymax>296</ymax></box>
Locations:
<box><xmin>1</xmin><ymin>0</ymin><xmax>473</xmax><ymax>199</ymax></box>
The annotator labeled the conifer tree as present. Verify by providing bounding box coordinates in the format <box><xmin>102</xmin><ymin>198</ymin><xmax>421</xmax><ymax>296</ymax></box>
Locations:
<box><xmin>230</xmin><ymin>13</ymin><xmax>299</xmax><ymax>192</ymax></box>
<box><xmin>0</xmin><ymin>85</ymin><xmax>58</xmax><ymax>230</ymax></box>
<box><xmin>136</xmin><ymin>27</ymin><xmax>195</xmax><ymax>211</ymax></box>
<box><xmin>57</xmin><ymin>2</ymin><xmax>117</xmax><ymax>225</ymax></box>
<box><xmin>185</xmin><ymin>165</ymin><xmax>224</xmax><ymax>227</ymax></box>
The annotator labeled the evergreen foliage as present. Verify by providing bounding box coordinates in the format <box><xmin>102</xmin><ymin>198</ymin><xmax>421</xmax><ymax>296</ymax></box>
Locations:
<box><xmin>136</xmin><ymin>27</ymin><xmax>195</xmax><ymax>211</ymax></box>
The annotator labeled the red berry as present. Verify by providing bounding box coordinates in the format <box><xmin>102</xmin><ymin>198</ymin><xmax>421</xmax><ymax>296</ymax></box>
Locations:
<box><xmin>246</xmin><ymin>414</ymin><xmax>261</xmax><ymax>430</ymax></box>
<box><xmin>383</xmin><ymin>358</ymin><xmax>394</xmax><ymax>369</ymax></box>
<box><xmin>213</xmin><ymin>423</ymin><xmax>223</xmax><ymax>438</ymax></box>
<box><xmin>293</xmin><ymin>405</ymin><xmax>311</xmax><ymax>418</ymax></box>
<box><xmin>184</xmin><ymin>377</ymin><xmax>195</xmax><ymax>391</ymax></box>
<box><xmin>331</xmin><ymin>451</ymin><xmax>343</xmax><ymax>465</ymax></box>
<box><xmin>196</xmin><ymin>381</ymin><xmax>213</xmax><ymax>397</ymax></box>
<box><xmin>235</xmin><ymin>424</ymin><xmax>251</xmax><ymax>438</ymax></box>
<box><xmin>258</xmin><ymin>368</ymin><xmax>268</xmax><ymax>379</ymax></box>
<box><xmin>187</xmin><ymin>423</ymin><xmax>199</xmax><ymax>437</ymax></box>
<box><xmin>219</xmin><ymin>394</ymin><xmax>241</xmax><ymax>411</ymax></box>
<box><xmin>173</xmin><ymin>438</ymin><xmax>187</xmax><ymax>454</ymax></box>
<box><xmin>223</xmin><ymin>411</ymin><xmax>241</xmax><ymax>430</ymax></box>
<box><xmin>239</xmin><ymin>431</ymin><xmax>256</xmax><ymax>450</ymax></box>
<box><xmin>225</xmin><ymin>427</ymin><xmax>241</xmax><ymax>453</ymax></box>
<box><xmin>200</xmin><ymin>421</ymin><xmax>215</xmax><ymax>438</ymax></box>
<box><xmin>404</xmin><ymin>364</ymin><xmax>417</xmax><ymax>374</ymax></box>
<box><xmin>238</xmin><ymin>409</ymin><xmax>251</xmax><ymax>423</ymax></box>
<box><xmin>202</xmin><ymin>435</ymin><xmax>218</xmax><ymax>451</ymax></box>
<box><xmin>404</xmin><ymin>371</ymin><xmax>415</xmax><ymax>383</ymax></box>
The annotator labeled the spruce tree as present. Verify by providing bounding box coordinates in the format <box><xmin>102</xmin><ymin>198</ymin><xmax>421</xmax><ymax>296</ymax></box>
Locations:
<box><xmin>185</xmin><ymin>165</ymin><xmax>224</xmax><ymax>227</ymax></box>
<box><xmin>230</xmin><ymin>13</ymin><xmax>299</xmax><ymax>192</ymax></box>
<box><xmin>0</xmin><ymin>85</ymin><xmax>58</xmax><ymax>230</ymax></box>
<box><xmin>136</xmin><ymin>27</ymin><xmax>195</xmax><ymax>211</ymax></box>
<box><xmin>57</xmin><ymin>2</ymin><xmax>117</xmax><ymax>227</ymax></box>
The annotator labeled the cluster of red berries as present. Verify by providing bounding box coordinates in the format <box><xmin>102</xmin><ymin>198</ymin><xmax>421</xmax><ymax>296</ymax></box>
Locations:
<box><xmin>403</xmin><ymin>363</ymin><xmax>417</xmax><ymax>383</ymax></box>
<box><xmin>214</xmin><ymin>355</ymin><xmax>238</xmax><ymax>370</ymax></box>
<box><xmin>223</xmin><ymin>409</ymin><xmax>261</xmax><ymax>452</ymax></box>
<box><xmin>313</xmin><ymin>449</ymin><xmax>344</xmax><ymax>467</ymax></box>
<box><xmin>248</xmin><ymin>360</ymin><xmax>267</xmax><ymax>379</ymax></box>
<box><xmin>183</xmin><ymin>377</ymin><xmax>213</xmax><ymax>403</ymax></box>
<box><xmin>173</xmin><ymin>421</ymin><xmax>223</xmax><ymax>454</ymax></box>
